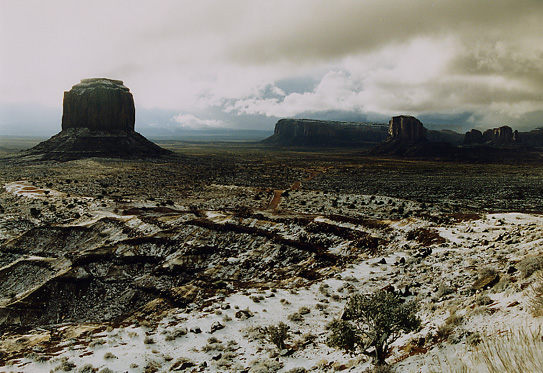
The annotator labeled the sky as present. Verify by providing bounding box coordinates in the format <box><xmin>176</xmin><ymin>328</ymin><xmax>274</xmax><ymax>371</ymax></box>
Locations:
<box><xmin>1</xmin><ymin>0</ymin><xmax>542</xmax><ymax>137</ymax></box>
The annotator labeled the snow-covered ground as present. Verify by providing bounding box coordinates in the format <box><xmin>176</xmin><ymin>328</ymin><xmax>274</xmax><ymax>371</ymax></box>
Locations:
<box><xmin>1</xmin><ymin>181</ymin><xmax>543</xmax><ymax>372</ymax></box>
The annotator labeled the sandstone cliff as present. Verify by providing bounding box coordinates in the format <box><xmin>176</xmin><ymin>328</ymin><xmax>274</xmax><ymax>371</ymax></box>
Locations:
<box><xmin>263</xmin><ymin>119</ymin><xmax>388</xmax><ymax>147</ymax></box>
<box><xmin>387</xmin><ymin>115</ymin><xmax>427</xmax><ymax>143</ymax></box>
<box><xmin>62</xmin><ymin>78</ymin><xmax>135</xmax><ymax>132</ymax></box>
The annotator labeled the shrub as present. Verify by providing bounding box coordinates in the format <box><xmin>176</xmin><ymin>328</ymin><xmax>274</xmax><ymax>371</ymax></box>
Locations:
<box><xmin>143</xmin><ymin>336</ymin><xmax>155</xmax><ymax>344</ymax></box>
<box><xmin>103</xmin><ymin>352</ymin><xmax>117</xmax><ymax>359</ymax></box>
<box><xmin>530</xmin><ymin>272</ymin><xmax>543</xmax><ymax>317</ymax></box>
<box><xmin>266</xmin><ymin>322</ymin><xmax>289</xmax><ymax>350</ymax></box>
<box><xmin>518</xmin><ymin>256</ymin><xmax>543</xmax><ymax>279</ymax></box>
<box><xmin>365</xmin><ymin>365</ymin><xmax>394</xmax><ymax>373</ymax></box>
<box><xmin>77</xmin><ymin>364</ymin><xmax>95</xmax><ymax>373</ymax></box>
<box><xmin>466</xmin><ymin>331</ymin><xmax>482</xmax><ymax>346</ymax></box>
<box><xmin>431</xmin><ymin>327</ymin><xmax>543</xmax><ymax>372</ymax></box>
<box><xmin>475</xmin><ymin>294</ymin><xmax>493</xmax><ymax>306</ymax></box>
<box><xmin>288</xmin><ymin>312</ymin><xmax>303</xmax><ymax>322</ymax></box>
<box><xmin>327</xmin><ymin>319</ymin><xmax>358</xmax><ymax>351</ymax></box>
<box><xmin>327</xmin><ymin>290</ymin><xmax>420</xmax><ymax>365</ymax></box>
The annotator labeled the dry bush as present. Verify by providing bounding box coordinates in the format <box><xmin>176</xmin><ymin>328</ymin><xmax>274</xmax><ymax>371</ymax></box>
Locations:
<box><xmin>473</xmin><ymin>327</ymin><xmax>543</xmax><ymax>372</ymax></box>
<box><xmin>431</xmin><ymin>327</ymin><xmax>543</xmax><ymax>372</ymax></box>
<box><xmin>518</xmin><ymin>255</ymin><xmax>543</xmax><ymax>279</ymax></box>
<box><xmin>529</xmin><ymin>271</ymin><xmax>543</xmax><ymax>317</ymax></box>
<box><xmin>406</xmin><ymin>228</ymin><xmax>445</xmax><ymax>246</ymax></box>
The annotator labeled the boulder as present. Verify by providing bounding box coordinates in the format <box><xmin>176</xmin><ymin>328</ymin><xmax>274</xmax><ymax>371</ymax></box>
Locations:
<box><xmin>472</xmin><ymin>272</ymin><xmax>500</xmax><ymax>291</ymax></box>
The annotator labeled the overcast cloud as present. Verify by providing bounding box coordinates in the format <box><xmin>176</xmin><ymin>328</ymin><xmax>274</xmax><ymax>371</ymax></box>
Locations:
<box><xmin>1</xmin><ymin>0</ymin><xmax>542</xmax><ymax>136</ymax></box>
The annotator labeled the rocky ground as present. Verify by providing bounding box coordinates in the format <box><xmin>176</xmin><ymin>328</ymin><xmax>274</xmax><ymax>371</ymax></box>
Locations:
<box><xmin>0</xmin><ymin>145</ymin><xmax>542</xmax><ymax>372</ymax></box>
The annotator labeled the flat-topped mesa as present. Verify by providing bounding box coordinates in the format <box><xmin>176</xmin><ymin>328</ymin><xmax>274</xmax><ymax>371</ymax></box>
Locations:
<box><xmin>61</xmin><ymin>78</ymin><xmax>135</xmax><ymax>132</ymax></box>
<box><xmin>263</xmin><ymin>118</ymin><xmax>388</xmax><ymax>147</ymax></box>
<box><xmin>23</xmin><ymin>78</ymin><xmax>171</xmax><ymax>160</ymax></box>
<box><xmin>388</xmin><ymin>115</ymin><xmax>427</xmax><ymax>143</ymax></box>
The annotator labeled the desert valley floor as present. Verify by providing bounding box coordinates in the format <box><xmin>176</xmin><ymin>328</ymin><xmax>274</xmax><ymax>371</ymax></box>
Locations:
<box><xmin>0</xmin><ymin>143</ymin><xmax>542</xmax><ymax>372</ymax></box>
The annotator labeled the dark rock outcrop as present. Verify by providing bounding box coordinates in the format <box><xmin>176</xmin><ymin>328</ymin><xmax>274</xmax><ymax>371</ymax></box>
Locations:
<box><xmin>427</xmin><ymin>129</ymin><xmax>464</xmax><ymax>146</ymax></box>
<box><xmin>483</xmin><ymin>126</ymin><xmax>520</xmax><ymax>145</ymax></box>
<box><xmin>62</xmin><ymin>78</ymin><xmax>135</xmax><ymax>132</ymax></box>
<box><xmin>464</xmin><ymin>129</ymin><xmax>483</xmax><ymax>145</ymax></box>
<box><xmin>23</xmin><ymin>78</ymin><xmax>170</xmax><ymax>160</ymax></box>
<box><xmin>263</xmin><ymin>119</ymin><xmax>388</xmax><ymax>147</ymax></box>
<box><xmin>387</xmin><ymin>115</ymin><xmax>427</xmax><ymax>144</ymax></box>
<box><xmin>371</xmin><ymin>115</ymin><xmax>451</xmax><ymax>156</ymax></box>
<box><xmin>464</xmin><ymin>126</ymin><xmax>520</xmax><ymax>146</ymax></box>
<box><xmin>520</xmin><ymin>128</ymin><xmax>543</xmax><ymax>147</ymax></box>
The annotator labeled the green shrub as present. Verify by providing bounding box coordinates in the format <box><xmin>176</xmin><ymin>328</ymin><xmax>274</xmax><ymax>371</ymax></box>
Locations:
<box><xmin>266</xmin><ymin>322</ymin><xmax>289</xmax><ymax>350</ymax></box>
<box><xmin>327</xmin><ymin>290</ymin><xmax>420</xmax><ymax>365</ymax></box>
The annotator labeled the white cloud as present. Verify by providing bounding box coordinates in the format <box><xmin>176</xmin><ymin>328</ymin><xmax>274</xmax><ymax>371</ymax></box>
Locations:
<box><xmin>1</xmin><ymin>0</ymin><xmax>542</xmax><ymax>132</ymax></box>
<box><xmin>171</xmin><ymin>113</ymin><xmax>225</xmax><ymax>129</ymax></box>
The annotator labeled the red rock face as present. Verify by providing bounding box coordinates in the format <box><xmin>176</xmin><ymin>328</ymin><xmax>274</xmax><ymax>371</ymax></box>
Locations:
<box><xmin>388</xmin><ymin>116</ymin><xmax>426</xmax><ymax>143</ymax></box>
<box><xmin>61</xmin><ymin>78</ymin><xmax>135</xmax><ymax>132</ymax></box>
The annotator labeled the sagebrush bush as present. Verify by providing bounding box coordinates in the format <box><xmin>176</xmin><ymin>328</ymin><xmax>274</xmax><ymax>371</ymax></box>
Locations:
<box><xmin>266</xmin><ymin>322</ymin><xmax>289</xmax><ymax>350</ymax></box>
<box><xmin>327</xmin><ymin>290</ymin><xmax>420</xmax><ymax>364</ymax></box>
<box><xmin>518</xmin><ymin>255</ymin><xmax>543</xmax><ymax>278</ymax></box>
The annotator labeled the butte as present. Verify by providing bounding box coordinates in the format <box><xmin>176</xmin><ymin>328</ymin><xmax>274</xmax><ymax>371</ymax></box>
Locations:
<box><xmin>25</xmin><ymin>78</ymin><xmax>170</xmax><ymax>160</ymax></box>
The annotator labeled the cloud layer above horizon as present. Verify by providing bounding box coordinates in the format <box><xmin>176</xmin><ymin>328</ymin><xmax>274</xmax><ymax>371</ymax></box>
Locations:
<box><xmin>1</xmin><ymin>0</ymin><xmax>542</xmax><ymax>134</ymax></box>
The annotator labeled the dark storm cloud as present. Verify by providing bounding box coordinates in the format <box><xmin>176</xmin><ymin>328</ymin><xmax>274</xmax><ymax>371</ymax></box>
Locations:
<box><xmin>228</xmin><ymin>0</ymin><xmax>543</xmax><ymax>63</ymax></box>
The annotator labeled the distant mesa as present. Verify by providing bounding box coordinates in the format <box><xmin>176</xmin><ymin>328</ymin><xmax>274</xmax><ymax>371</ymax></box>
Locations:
<box><xmin>263</xmin><ymin>117</ymin><xmax>464</xmax><ymax>149</ymax></box>
<box><xmin>387</xmin><ymin>115</ymin><xmax>427</xmax><ymax>144</ymax></box>
<box><xmin>464</xmin><ymin>126</ymin><xmax>521</xmax><ymax>147</ymax></box>
<box><xmin>370</xmin><ymin>115</ymin><xmax>456</xmax><ymax>156</ymax></box>
<box><xmin>263</xmin><ymin>118</ymin><xmax>389</xmax><ymax>147</ymax></box>
<box><xmin>24</xmin><ymin>78</ymin><xmax>170</xmax><ymax>160</ymax></box>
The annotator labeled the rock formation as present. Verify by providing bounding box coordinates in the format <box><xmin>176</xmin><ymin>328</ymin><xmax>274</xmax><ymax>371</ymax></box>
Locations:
<box><xmin>387</xmin><ymin>115</ymin><xmax>427</xmax><ymax>144</ymax></box>
<box><xmin>519</xmin><ymin>128</ymin><xmax>543</xmax><ymax>147</ymax></box>
<box><xmin>463</xmin><ymin>129</ymin><xmax>483</xmax><ymax>145</ymax></box>
<box><xmin>483</xmin><ymin>126</ymin><xmax>520</xmax><ymax>145</ymax></box>
<box><xmin>371</xmin><ymin>115</ymin><xmax>439</xmax><ymax>156</ymax></box>
<box><xmin>62</xmin><ymin>78</ymin><xmax>135</xmax><ymax>132</ymax></box>
<box><xmin>24</xmin><ymin>78</ymin><xmax>170</xmax><ymax>160</ymax></box>
<box><xmin>464</xmin><ymin>125</ymin><xmax>520</xmax><ymax>146</ymax></box>
<box><xmin>263</xmin><ymin>119</ymin><xmax>388</xmax><ymax>147</ymax></box>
